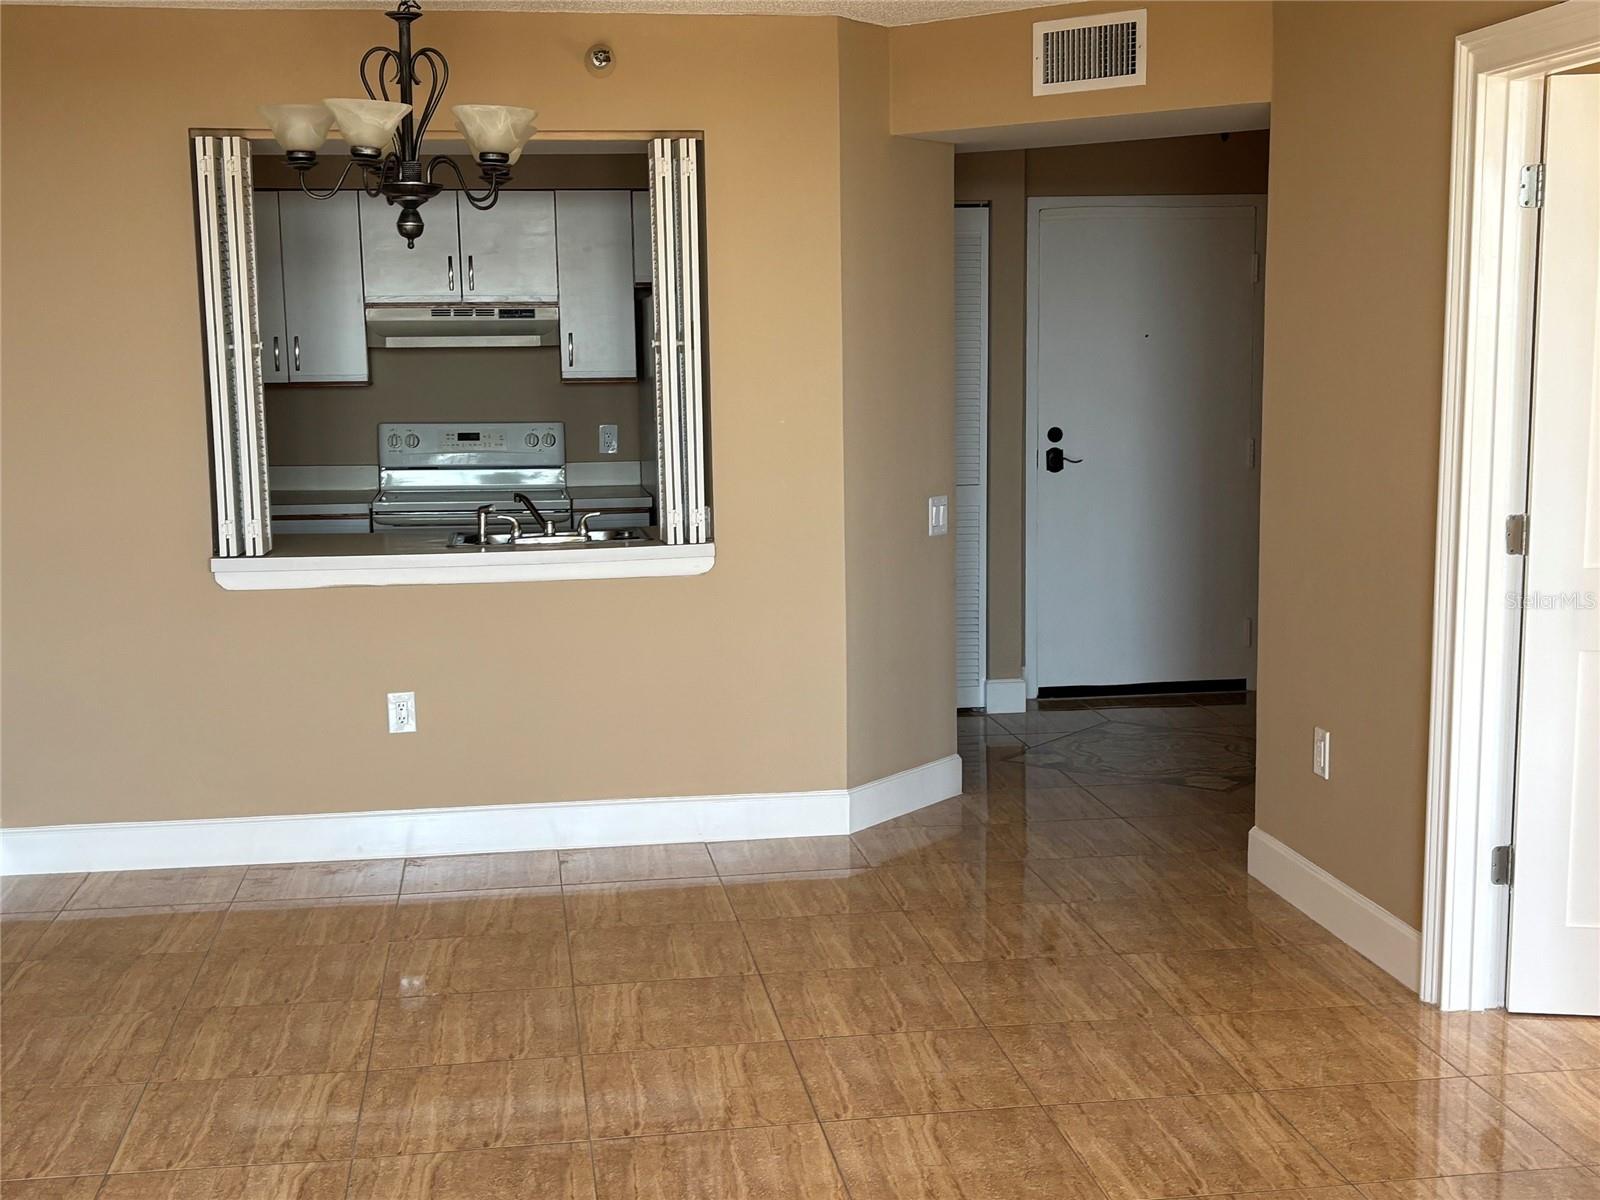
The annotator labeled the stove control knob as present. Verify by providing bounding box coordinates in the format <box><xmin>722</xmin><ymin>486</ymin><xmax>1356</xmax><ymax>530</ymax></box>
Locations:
<box><xmin>386</xmin><ymin>433</ymin><xmax>403</xmax><ymax>449</ymax></box>
<box><xmin>542</xmin><ymin>432</ymin><xmax>557</xmax><ymax>448</ymax></box>
<box><xmin>525</xmin><ymin>432</ymin><xmax>539</xmax><ymax>448</ymax></box>
<box><xmin>404</xmin><ymin>433</ymin><xmax>421</xmax><ymax>449</ymax></box>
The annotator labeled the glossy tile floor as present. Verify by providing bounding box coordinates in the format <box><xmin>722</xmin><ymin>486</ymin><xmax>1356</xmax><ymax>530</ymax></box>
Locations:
<box><xmin>4</xmin><ymin>692</ymin><xmax>1599</xmax><ymax>1198</ymax></box>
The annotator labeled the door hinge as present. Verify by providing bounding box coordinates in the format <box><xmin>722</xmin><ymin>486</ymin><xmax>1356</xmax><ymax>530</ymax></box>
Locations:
<box><xmin>1490</xmin><ymin>843</ymin><xmax>1515</xmax><ymax>886</ymax></box>
<box><xmin>1518</xmin><ymin>163</ymin><xmax>1545</xmax><ymax>209</ymax></box>
<box><xmin>1505</xmin><ymin>513</ymin><xmax>1529</xmax><ymax>556</ymax></box>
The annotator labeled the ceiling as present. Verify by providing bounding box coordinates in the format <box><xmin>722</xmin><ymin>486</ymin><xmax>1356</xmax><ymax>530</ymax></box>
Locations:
<box><xmin>7</xmin><ymin>0</ymin><xmax>1060</xmax><ymax>24</ymax></box>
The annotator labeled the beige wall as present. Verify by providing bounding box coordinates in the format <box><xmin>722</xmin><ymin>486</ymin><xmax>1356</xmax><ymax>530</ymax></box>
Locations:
<box><xmin>1256</xmin><ymin>1</ymin><xmax>1546</xmax><ymax>927</ymax></box>
<box><xmin>1</xmin><ymin>7</ymin><xmax>941</xmax><ymax>827</ymax></box>
<box><xmin>267</xmin><ymin>349</ymin><xmax>645</xmax><ymax>466</ymax></box>
<box><xmin>838</xmin><ymin>21</ymin><xmax>957</xmax><ymax>786</ymax></box>
<box><xmin>955</xmin><ymin>132</ymin><xmax>1269</xmax><ymax>680</ymax></box>
<box><xmin>890</xmin><ymin>1</ymin><xmax>1272</xmax><ymax>141</ymax></box>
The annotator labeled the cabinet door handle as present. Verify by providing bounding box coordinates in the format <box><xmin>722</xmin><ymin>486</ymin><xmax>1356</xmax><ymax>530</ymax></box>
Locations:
<box><xmin>447</xmin><ymin>255</ymin><xmax>455</xmax><ymax>292</ymax></box>
<box><xmin>292</xmin><ymin>335</ymin><xmax>301</xmax><ymax>372</ymax></box>
<box><xmin>272</xmin><ymin>336</ymin><xmax>280</xmax><ymax>372</ymax></box>
<box><xmin>567</xmin><ymin>332</ymin><xmax>574</xmax><ymax>367</ymax></box>
<box><xmin>467</xmin><ymin>255</ymin><xmax>475</xmax><ymax>292</ymax></box>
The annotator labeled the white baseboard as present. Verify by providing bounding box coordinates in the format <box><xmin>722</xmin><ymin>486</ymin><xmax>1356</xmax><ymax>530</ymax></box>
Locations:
<box><xmin>985</xmin><ymin>678</ymin><xmax>1028</xmax><ymax>714</ymax></box>
<box><xmin>1248</xmin><ymin>826</ymin><xmax>1422</xmax><ymax>992</ymax></box>
<box><xmin>0</xmin><ymin>755</ymin><xmax>963</xmax><ymax>876</ymax></box>
<box><xmin>850</xmin><ymin>756</ymin><xmax>963</xmax><ymax>831</ymax></box>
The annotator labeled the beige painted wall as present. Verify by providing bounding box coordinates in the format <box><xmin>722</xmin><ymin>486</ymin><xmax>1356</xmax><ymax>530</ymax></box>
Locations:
<box><xmin>890</xmin><ymin>1</ymin><xmax>1272</xmax><ymax>141</ymax></box>
<box><xmin>955</xmin><ymin>132</ymin><xmax>1269</xmax><ymax>680</ymax></box>
<box><xmin>838</xmin><ymin>21</ymin><xmax>957</xmax><ymax>786</ymax></box>
<box><xmin>1256</xmin><ymin>0</ymin><xmax>1547</xmax><ymax>927</ymax></box>
<box><xmin>0</xmin><ymin>7</ymin><xmax>911</xmax><ymax>827</ymax></box>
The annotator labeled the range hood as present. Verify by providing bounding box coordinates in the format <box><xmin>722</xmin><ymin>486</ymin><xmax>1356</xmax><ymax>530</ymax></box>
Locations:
<box><xmin>366</xmin><ymin>303</ymin><xmax>559</xmax><ymax>349</ymax></box>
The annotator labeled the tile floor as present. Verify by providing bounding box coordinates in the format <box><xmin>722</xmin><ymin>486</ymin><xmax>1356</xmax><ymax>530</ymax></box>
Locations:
<box><xmin>2</xmin><ymin>693</ymin><xmax>1598</xmax><ymax>1198</ymax></box>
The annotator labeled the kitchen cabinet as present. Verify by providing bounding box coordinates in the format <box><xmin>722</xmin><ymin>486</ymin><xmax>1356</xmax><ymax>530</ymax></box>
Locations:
<box><xmin>556</xmin><ymin>190</ymin><xmax>638</xmax><ymax>380</ymax></box>
<box><xmin>360</xmin><ymin>192</ymin><xmax>462</xmax><ymax>302</ymax></box>
<box><xmin>252</xmin><ymin>191</ymin><xmax>289</xmax><ymax>384</ymax></box>
<box><xmin>632</xmin><ymin>190</ymin><xmax>653</xmax><ymax>285</ymax></box>
<box><xmin>457</xmin><ymin>191</ymin><xmax>558</xmax><ymax>302</ymax></box>
<box><xmin>277</xmin><ymin>192</ymin><xmax>368</xmax><ymax>383</ymax></box>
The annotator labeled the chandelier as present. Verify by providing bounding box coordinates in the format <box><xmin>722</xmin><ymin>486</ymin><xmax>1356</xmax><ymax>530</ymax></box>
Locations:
<box><xmin>260</xmin><ymin>0</ymin><xmax>536</xmax><ymax>249</ymax></box>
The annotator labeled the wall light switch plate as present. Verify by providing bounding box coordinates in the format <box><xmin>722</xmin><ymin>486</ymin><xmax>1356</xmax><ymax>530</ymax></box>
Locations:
<box><xmin>388</xmin><ymin>691</ymin><xmax>417</xmax><ymax>734</ymax></box>
<box><xmin>1312</xmin><ymin>726</ymin><xmax>1331</xmax><ymax>779</ymax></box>
<box><xmin>598</xmin><ymin>424</ymin><xmax>619</xmax><ymax>455</ymax></box>
<box><xmin>928</xmin><ymin>495</ymin><xmax>949</xmax><ymax>536</ymax></box>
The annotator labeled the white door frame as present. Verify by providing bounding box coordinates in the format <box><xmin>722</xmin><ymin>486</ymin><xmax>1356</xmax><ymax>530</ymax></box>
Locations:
<box><xmin>1024</xmin><ymin>194</ymin><xmax>1267</xmax><ymax>698</ymax></box>
<box><xmin>1422</xmin><ymin>0</ymin><xmax>1600</xmax><ymax>1011</ymax></box>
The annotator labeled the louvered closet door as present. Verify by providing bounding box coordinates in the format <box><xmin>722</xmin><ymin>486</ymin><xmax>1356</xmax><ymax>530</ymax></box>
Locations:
<box><xmin>954</xmin><ymin>206</ymin><xmax>990</xmax><ymax>708</ymax></box>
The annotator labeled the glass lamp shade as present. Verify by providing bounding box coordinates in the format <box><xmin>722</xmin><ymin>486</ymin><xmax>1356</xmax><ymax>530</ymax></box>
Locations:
<box><xmin>323</xmin><ymin>98</ymin><xmax>412</xmax><ymax>151</ymax></box>
<box><xmin>260</xmin><ymin>103</ymin><xmax>334</xmax><ymax>153</ymax></box>
<box><xmin>452</xmin><ymin>105</ymin><xmax>538</xmax><ymax>162</ymax></box>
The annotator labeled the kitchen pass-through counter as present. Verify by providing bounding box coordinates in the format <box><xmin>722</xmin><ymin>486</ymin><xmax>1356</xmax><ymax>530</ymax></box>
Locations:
<box><xmin>213</xmin><ymin>529</ymin><xmax>714</xmax><ymax>590</ymax></box>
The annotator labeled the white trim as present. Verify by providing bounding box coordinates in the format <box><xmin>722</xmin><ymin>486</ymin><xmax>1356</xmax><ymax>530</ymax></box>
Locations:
<box><xmin>849</xmin><ymin>755</ymin><xmax>964</xmax><ymax>831</ymax></box>
<box><xmin>1424</xmin><ymin>1</ymin><xmax>1600</xmax><ymax>1010</ymax></box>
<box><xmin>212</xmin><ymin>541</ymin><xmax>715</xmax><ymax>590</ymax></box>
<box><xmin>1249</xmin><ymin>827</ymin><xmax>1422</xmax><ymax>993</ymax></box>
<box><xmin>1024</xmin><ymin>194</ymin><xmax>1266</xmax><ymax>697</ymax></box>
<box><xmin>0</xmin><ymin>755</ymin><xmax>961</xmax><ymax>876</ymax></box>
<box><xmin>984</xmin><ymin>677</ymin><xmax>1028</xmax><ymax>714</ymax></box>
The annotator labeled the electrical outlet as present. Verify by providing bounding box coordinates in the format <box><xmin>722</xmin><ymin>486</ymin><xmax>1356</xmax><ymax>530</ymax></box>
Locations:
<box><xmin>388</xmin><ymin>691</ymin><xmax>417</xmax><ymax>734</ymax></box>
<box><xmin>928</xmin><ymin>495</ymin><xmax>949</xmax><ymax>536</ymax></box>
<box><xmin>598</xmin><ymin>424</ymin><xmax>619</xmax><ymax>455</ymax></box>
<box><xmin>1312</xmin><ymin>726</ymin><xmax>1331</xmax><ymax>779</ymax></box>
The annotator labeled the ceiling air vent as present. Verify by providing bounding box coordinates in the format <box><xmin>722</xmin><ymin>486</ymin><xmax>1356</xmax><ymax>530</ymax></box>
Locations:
<box><xmin>1033</xmin><ymin>9</ymin><xmax>1146</xmax><ymax>96</ymax></box>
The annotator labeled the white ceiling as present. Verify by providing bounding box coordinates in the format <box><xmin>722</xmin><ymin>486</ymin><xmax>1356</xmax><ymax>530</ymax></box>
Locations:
<box><xmin>4</xmin><ymin>0</ymin><xmax>1060</xmax><ymax>25</ymax></box>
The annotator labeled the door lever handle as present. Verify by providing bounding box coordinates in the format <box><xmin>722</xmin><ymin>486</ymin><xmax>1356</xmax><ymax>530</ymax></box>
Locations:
<box><xmin>1045</xmin><ymin>447</ymin><xmax>1083</xmax><ymax>473</ymax></box>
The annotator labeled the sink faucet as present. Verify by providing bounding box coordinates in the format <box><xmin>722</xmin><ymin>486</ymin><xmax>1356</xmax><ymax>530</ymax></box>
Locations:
<box><xmin>513</xmin><ymin>492</ymin><xmax>558</xmax><ymax>537</ymax></box>
<box><xmin>476</xmin><ymin>504</ymin><xmax>522</xmax><ymax>543</ymax></box>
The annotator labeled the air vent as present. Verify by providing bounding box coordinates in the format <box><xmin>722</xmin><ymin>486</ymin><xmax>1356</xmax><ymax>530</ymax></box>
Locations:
<box><xmin>1033</xmin><ymin>9</ymin><xmax>1146</xmax><ymax>96</ymax></box>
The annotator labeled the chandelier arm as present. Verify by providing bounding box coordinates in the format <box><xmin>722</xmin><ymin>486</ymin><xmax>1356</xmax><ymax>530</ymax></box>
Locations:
<box><xmin>359</xmin><ymin>46</ymin><xmax>398</xmax><ymax>102</ymax></box>
<box><xmin>409</xmin><ymin>47</ymin><xmax>450</xmax><ymax>146</ymax></box>
<box><xmin>297</xmin><ymin>159</ymin><xmax>366</xmax><ymax>200</ymax></box>
<box><xmin>426</xmin><ymin>154</ymin><xmax>501</xmax><ymax>208</ymax></box>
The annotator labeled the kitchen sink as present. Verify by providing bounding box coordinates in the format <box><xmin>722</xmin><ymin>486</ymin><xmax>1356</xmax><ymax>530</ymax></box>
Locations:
<box><xmin>450</xmin><ymin>528</ymin><xmax>645</xmax><ymax>549</ymax></box>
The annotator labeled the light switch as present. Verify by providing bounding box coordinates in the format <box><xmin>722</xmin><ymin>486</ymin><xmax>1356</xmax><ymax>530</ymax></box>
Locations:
<box><xmin>928</xmin><ymin>495</ymin><xmax>949</xmax><ymax>537</ymax></box>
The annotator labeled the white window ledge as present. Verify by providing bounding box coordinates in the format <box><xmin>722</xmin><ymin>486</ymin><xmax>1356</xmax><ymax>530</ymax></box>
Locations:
<box><xmin>211</xmin><ymin>533</ymin><xmax>714</xmax><ymax>591</ymax></box>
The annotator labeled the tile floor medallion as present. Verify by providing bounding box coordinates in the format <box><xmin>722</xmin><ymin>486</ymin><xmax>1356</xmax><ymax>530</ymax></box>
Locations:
<box><xmin>4</xmin><ymin>692</ymin><xmax>1600</xmax><ymax>1198</ymax></box>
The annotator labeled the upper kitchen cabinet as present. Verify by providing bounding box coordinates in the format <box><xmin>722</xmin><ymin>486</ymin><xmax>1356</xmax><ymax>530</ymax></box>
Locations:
<box><xmin>556</xmin><ymin>190</ymin><xmax>638</xmax><ymax>380</ymax></box>
<box><xmin>457</xmin><ymin>191</ymin><xmax>558</xmax><ymax>303</ymax></box>
<box><xmin>276</xmin><ymin>191</ymin><xmax>368</xmax><ymax>383</ymax></box>
<box><xmin>361</xmin><ymin>192</ymin><xmax>462</xmax><ymax>303</ymax></box>
<box><xmin>252</xmin><ymin>192</ymin><xmax>289</xmax><ymax>384</ymax></box>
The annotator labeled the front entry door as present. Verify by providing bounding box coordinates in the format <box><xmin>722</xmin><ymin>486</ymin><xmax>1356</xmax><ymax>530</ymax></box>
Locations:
<box><xmin>1029</xmin><ymin>200</ymin><xmax>1262</xmax><ymax>690</ymax></box>
<box><xmin>1506</xmin><ymin>74</ymin><xmax>1600</xmax><ymax>1017</ymax></box>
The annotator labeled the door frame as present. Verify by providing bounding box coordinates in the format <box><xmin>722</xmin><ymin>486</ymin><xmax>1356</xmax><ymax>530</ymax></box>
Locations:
<box><xmin>1023</xmin><ymin>193</ymin><xmax>1267</xmax><ymax>698</ymax></box>
<box><xmin>1422</xmin><ymin>1</ymin><xmax>1600</xmax><ymax>1011</ymax></box>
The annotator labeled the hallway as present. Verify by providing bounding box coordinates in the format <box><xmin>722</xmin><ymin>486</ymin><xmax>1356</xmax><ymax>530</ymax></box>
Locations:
<box><xmin>2</xmin><ymin>693</ymin><xmax>1598</xmax><ymax>1197</ymax></box>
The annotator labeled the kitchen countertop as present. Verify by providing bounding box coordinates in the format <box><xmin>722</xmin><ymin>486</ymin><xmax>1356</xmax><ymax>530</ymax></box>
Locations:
<box><xmin>270</xmin><ymin>488</ymin><xmax>378</xmax><ymax>516</ymax></box>
<box><xmin>214</xmin><ymin>527</ymin><xmax>713</xmax><ymax>590</ymax></box>
<box><xmin>270</xmin><ymin>487</ymin><xmax>651</xmax><ymax>513</ymax></box>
